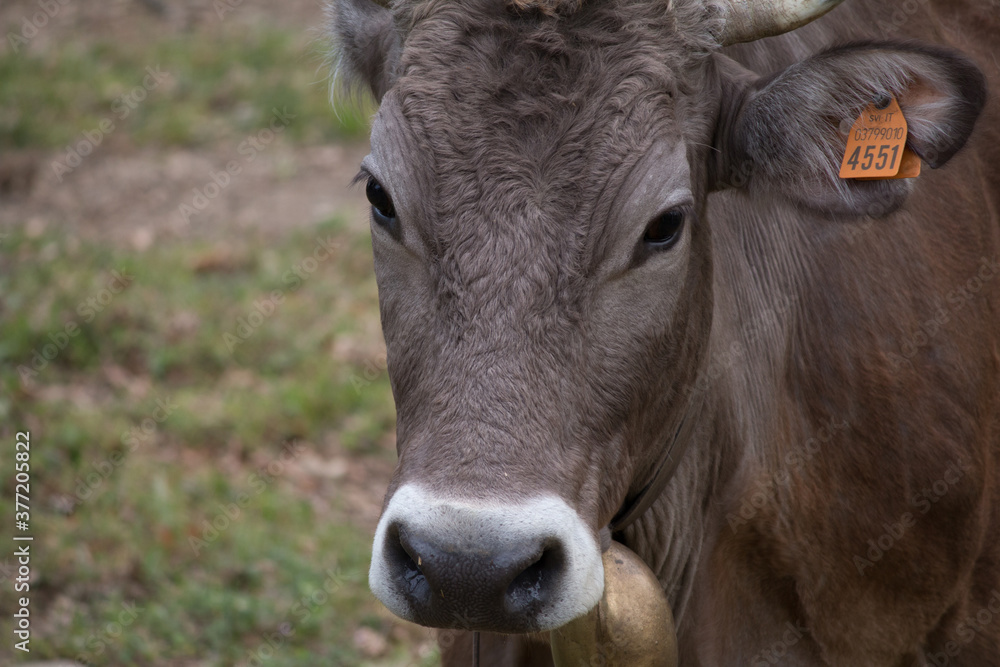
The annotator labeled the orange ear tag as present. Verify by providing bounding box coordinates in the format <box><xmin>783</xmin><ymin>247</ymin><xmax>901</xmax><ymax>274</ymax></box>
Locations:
<box><xmin>839</xmin><ymin>95</ymin><xmax>921</xmax><ymax>180</ymax></box>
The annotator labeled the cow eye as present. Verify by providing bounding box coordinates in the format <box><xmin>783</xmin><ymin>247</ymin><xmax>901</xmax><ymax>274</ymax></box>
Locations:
<box><xmin>643</xmin><ymin>209</ymin><xmax>684</xmax><ymax>249</ymax></box>
<box><xmin>366</xmin><ymin>177</ymin><xmax>398</xmax><ymax>231</ymax></box>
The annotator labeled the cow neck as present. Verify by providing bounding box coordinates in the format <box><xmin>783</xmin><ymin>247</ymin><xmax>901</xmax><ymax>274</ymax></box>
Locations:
<box><xmin>607</xmin><ymin>383</ymin><xmax>706</xmax><ymax>541</ymax></box>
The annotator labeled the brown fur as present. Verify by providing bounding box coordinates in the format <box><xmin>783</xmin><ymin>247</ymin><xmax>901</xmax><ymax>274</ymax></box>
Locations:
<box><xmin>328</xmin><ymin>0</ymin><xmax>1000</xmax><ymax>664</ymax></box>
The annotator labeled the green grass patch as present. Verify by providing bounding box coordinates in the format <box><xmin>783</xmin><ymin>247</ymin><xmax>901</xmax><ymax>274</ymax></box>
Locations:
<box><xmin>0</xmin><ymin>221</ymin><xmax>407</xmax><ymax>665</ymax></box>
<box><xmin>0</xmin><ymin>25</ymin><xmax>373</xmax><ymax>150</ymax></box>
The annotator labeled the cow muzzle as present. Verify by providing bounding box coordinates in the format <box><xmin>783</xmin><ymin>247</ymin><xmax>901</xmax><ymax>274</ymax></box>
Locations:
<box><xmin>369</xmin><ymin>484</ymin><xmax>604</xmax><ymax>633</ymax></box>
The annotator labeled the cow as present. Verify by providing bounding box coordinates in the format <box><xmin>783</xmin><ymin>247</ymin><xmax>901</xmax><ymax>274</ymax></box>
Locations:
<box><xmin>328</xmin><ymin>0</ymin><xmax>1000</xmax><ymax>663</ymax></box>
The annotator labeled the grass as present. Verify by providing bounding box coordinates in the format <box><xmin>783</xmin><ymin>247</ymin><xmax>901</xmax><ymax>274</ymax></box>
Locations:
<box><xmin>0</xmin><ymin>223</ymin><xmax>437</xmax><ymax>665</ymax></box>
<box><xmin>0</xmin><ymin>23</ymin><xmax>373</xmax><ymax>150</ymax></box>
<box><xmin>0</xmin><ymin>8</ymin><xmax>440</xmax><ymax>664</ymax></box>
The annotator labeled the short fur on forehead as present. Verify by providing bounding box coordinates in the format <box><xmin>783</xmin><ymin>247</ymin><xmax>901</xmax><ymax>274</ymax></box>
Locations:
<box><xmin>329</xmin><ymin>0</ymin><xmax>722</xmax><ymax>131</ymax></box>
<box><xmin>387</xmin><ymin>0</ymin><xmax>717</xmax><ymax>227</ymax></box>
<box><xmin>369</xmin><ymin>0</ymin><xmax>719</xmax><ymax>326</ymax></box>
<box><xmin>507</xmin><ymin>0</ymin><xmax>583</xmax><ymax>17</ymax></box>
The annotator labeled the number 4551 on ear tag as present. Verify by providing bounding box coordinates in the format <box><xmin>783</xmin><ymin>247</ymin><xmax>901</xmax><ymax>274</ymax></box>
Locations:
<box><xmin>839</xmin><ymin>95</ymin><xmax>921</xmax><ymax>180</ymax></box>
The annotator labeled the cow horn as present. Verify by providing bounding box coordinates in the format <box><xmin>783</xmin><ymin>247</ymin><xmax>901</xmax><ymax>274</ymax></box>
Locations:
<box><xmin>716</xmin><ymin>0</ymin><xmax>846</xmax><ymax>46</ymax></box>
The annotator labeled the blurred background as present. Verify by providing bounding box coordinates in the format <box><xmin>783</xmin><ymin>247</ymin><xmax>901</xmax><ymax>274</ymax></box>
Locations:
<box><xmin>0</xmin><ymin>1</ymin><xmax>434</xmax><ymax>664</ymax></box>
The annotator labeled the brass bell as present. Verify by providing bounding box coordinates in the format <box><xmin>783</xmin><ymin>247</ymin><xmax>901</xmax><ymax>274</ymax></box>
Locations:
<box><xmin>550</xmin><ymin>541</ymin><xmax>678</xmax><ymax>667</ymax></box>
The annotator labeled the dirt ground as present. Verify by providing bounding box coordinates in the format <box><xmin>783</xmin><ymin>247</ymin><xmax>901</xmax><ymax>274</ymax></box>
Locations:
<box><xmin>0</xmin><ymin>141</ymin><xmax>371</xmax><ymax>248</ymax></box>
<box><xmin>1</xmin><ymin>0</ymin><xmax>384</xmax><ymax>533</ymax></box>
<box><xmin>0</xmin><ymin>2</ymin><xmax>435</xmax><ymax>662</ymax></box>
<box><xmin>0</xmin><ymin>0</ymin><xmax>332</xmax><ymax>41</ymax></box>
<box><xmin>0</xmin><ymin>0</ymin><xmax>372</xmax><ymax>245</ymax></box>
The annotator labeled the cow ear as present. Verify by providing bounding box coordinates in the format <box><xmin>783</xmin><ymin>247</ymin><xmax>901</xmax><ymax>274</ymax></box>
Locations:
<box><xmin>328</xmin><ymin>0</ymin><xmax>401</xmax><ymax>101</ymax></box>
<box><xmin>713</xmin><ymin>42</ymin><xmax>986</xmax><ymax>218</ymax></box>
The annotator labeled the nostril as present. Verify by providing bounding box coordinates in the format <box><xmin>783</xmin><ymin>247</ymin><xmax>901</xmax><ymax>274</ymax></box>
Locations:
<box><xmin>506</xmin><ymin>541</ymin><xmax>565</xmax><ymax>613</ymax></box>
<box><xmin>370</xmin><ymin>489</ymin><xmax>604</xmax><ymax>633</ymax></box>
<box><xmin>386</xmin><ymin>523</ymin><xmax>430</xmax><ymax>601</ymax></box>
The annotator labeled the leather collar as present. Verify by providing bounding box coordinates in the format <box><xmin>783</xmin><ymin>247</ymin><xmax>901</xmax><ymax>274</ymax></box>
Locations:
<box><xmin>608</xmin><ymin>385</ymin><xmax>705</xmax><ymax>540</ymax></box>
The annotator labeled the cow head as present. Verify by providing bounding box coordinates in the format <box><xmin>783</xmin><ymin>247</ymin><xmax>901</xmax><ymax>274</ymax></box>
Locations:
<box><xmin>329</xmin><ymin>0</ymin><xmax>985</xmax><ymax>634</ymax></box>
